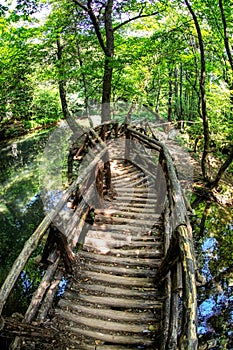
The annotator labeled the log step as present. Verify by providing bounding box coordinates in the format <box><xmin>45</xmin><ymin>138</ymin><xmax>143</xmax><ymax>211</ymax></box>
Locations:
<box><xmin>65</xmin><ymin>293</ymin><xmax>161</xmax><ymax>309</ymax></box>
<box><xmin>94</xmin><ymin>208</ymin><xmax>158</xmax><ymax>218</ymax></box>
<box><xmin>84</xmin><ymin>237</ymin><xmax>161</xmax><ymax>250</ymax></box>
<box><xmin>61</xmin><ymin>325</ymin><xmax>155</xmax><ymax>345</ymax></box>
<box><xmin>58</xmin><ymin>300</ymin><xmax>156</xmax><ymax>322</ymax></box>
<box><xmin>73</xmin><ymin>283</ymin><xmax>159</xmax><ymax>299</ymax></box>
<box><xmin>92</xmin><ymin>223</ymin><xmax>162</xmax><ymax>233</ymax></box>
<box><xmin>95</xmin><ymin>215</ymin><xmax>156</xmax><ymax>226</ymax></box>
<box><xmin>86</xmin><ymin>229</ymin><xmax>160</xmax><ymax>241</ymax></box>
<box><xmin>75</xmin><ymin>344</ymin><xmax>156</xmax><ymax>350</ymax></box>
<box><xmin>56</xmin><ymin>309</ymin><xmax>159</xmax><ymax>333</ymax></box>
<box><xmin>77</xmin><ymin>270</ymin><xmax>155</xmax><ymax>287</ymax></box>
<box><xmin>80</xmin><ymin>262</ymin><xmax>157</xmax><ymax>277</ymax></box>
<box><xmin>83</xmin><ymin>246</ymin><xmax>163</xmax><ymax>258</ymax></box>
<box><xmin>78</xmin><ymin>250</ymin><xmax>160</xmax><ymax>267</ymax></box>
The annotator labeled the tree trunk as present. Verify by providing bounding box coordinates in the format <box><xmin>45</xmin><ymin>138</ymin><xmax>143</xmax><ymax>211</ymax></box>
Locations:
<box><xmin>101</xmin><ymin>57</ymin><xmax>113</xmax><ymax>122</ymax></box>
<box><xmin>57</xmin><ymin>39</ymin><xmax>70</xmax><ymax>119</ymax></box>
<box><xmin>77</xmin><ymin>42</ymin><xmax>93</xmax><ymax>127</ymax></box>
<box><xmin>184</xmin><ymin>0</ymin><xmax>210</xmax><ymax>182</ymax></box>
<box><xmin>218</xmin><ymin>0</ymin><xmax>233</xmax><ymax>115</ymax></box>
<box><xmin>167</xmin><ymin>68</ymin><xmax>173</xmax><ymax>122</ymax></box>
<box><xmin>101</xmin><ymin>0</ymin><xmax>114</xmax><ymax>123</ymax></box>
<box><xmin>209</xmin><ymin>145</ymin><xmax>233</xmax><ymax>189</ymax></box>
<box><xmin>179</xmin><ymin>63</ymin><xmax>183</xmax><ymax>119</ymax></box>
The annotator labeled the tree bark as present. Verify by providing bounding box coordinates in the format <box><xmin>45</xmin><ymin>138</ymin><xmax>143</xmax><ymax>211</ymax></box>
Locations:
<box><xmin>167</xmin><ymin>68</ymin><xmax>173</xmax><ymax>122</ymax></box>
<box><xmin>184</xmin><ymin>0</ymin><xmax>210</xmax><ymax>182</ymax></box>
<box><xmin>209</xmin><ymin>145</ymin><xmax>233</xmax><ymax>189</ymax></box>
<box><xmin>56</xmin><ymin>38</ymin><xmax>70</xmax><ymax>119</ymax></box>
<box><xmin>101</xmin><ymin>0</ymin><xmax>114</xmax><ymax>122</ymax></box>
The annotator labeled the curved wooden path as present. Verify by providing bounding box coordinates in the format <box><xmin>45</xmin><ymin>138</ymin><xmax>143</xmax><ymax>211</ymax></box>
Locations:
<box><xmin>0</xmin><ymin>121</ymin><xmax>198</xmax><ymax>350</ymax></box>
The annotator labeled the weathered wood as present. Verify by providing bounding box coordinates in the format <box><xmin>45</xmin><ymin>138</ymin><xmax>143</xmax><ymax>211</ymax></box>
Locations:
<box><xmin>75</xmin><ymin>283</ymin><xmax>158</xmax><ymax>299</ymax></box>
<box><xmin>1</xmin><ymin>122</ymin><xmax>198</xmax><ymax>350</ymax></box>
<box><xmin>56</xmin><ymin>309</ymin><xmax>158</xmax><ymax>333</ymax></box>
<box><xmin>155</xmin><ymin>232</ymin><xmax>180</xmax><ymax>283</ymax></box>
<box><xmin>52</xmin><ymin>226</ymin><xmax>75</xmax><ymax>273</ymax></box>
<box><xmin>79</xmin><ymin>250</ymin><xmax>160</xmax><ymax>267</ymax></box>
<box><xmin>94</xmin><ymin>214</ymin><xmax>156</xmax><ymax>226</ymax></box>
<box><xmin>177</xmin><ymin>225</ymin><xmax>197</xmax><ymax>350</ymax></box>
<box><xmin>58</xmin><ymin>300</ymin><xmax>155</xmax><ymax>322</ymax></box>
<box><xmin>166</xmin><ymin>265</ymin><xmax>179</xmax><ymax>350</ymax></box>
<box><xmin>2</xmin><ymin>318</ymin><xmax>55</xmax><ymax>339</ymax></box>
<box><xmin>8</xmin><ymin>256</ymin><xmax>60</xmax><ymax>350</ymax></box>
<box><xmin>81</xmin><ymin>261</ymin><xmax>157</xmax><ymax>277</ymax></box>
<box><xmin>77</xmin><ymin>270</ymin><xmax>155</xmax><ymax>287</ymax></box>
<box><xmin>61</xmin><ymin>325</ymin><xmax>154</xmax><ymax>345</ymax></box>
<box><xmin>24</xmin><ymin>256</ymin><xmax>60</xmax><ymax>324</ymax></box>
<box><xmin>37</xmin><ymin>271</ymin><xmax>63</xmax><ymax>322</ymax></box>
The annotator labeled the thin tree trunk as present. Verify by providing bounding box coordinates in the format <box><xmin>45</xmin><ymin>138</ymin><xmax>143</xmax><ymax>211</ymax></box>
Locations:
<box><xmin>209</xmin><ymin>145</ymin><xmax>233</xmax><ymax>189</ymax></box>
<box><xmin>101</xmin><ymin>0</ymin><xmax>114</xmax><ymax>123</ymax></box>
<box><xmin>77</xmin><ymin>43</ymin><xmax>93</xmax><ymax>127</ymax></box>
<box><xmin>185</xmin><ymin>0</ymin><xmax>210</xmax><ymax>182</ymax></box>
<box><xmin>57</xmin><ymin>39</ymin><xmax>70</xmax><ymax>119</ymax></box>
<box><xmin>218</xmin><ymin>0</ymin><xmax>233</xmax><ymax>114</ymax></box>
<box><xmin>167</xmin><ymin>68</ymin><xmax>173</xmax><ymax>122</ymax></box>
<box><xmin>174</xmin><ymin>67</ymin><xmax>179</xmax><ymax>119</ymax></box>
<box><xmin>101</xmin><ymin>57</ymin><xmax>113</xmax><ymax>122</ymax></box>
<box><xmin>179</xmin><ymin>63</ymin><xmax>183</xmax><ymax>119</ymax></box>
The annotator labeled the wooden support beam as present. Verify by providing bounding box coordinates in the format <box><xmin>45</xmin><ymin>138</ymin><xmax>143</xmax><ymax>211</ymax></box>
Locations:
<box><xmin>177</xmin><ymin>225</ymin><xmax>197</xmax><ymax>350</ymax></box>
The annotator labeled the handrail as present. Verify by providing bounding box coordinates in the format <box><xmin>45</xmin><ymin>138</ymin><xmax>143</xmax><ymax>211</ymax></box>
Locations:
<box><xmin>0</xmin><ymin>121</ymin><xmax>197</xmax><ymax>350</ymax></box>
<box><xmin>126</xmin><ymin>125</ymin><xmax>198</xmax><ymax>350</ymax></box>
<box><xmin>0</xmin><ymin>122</ymin><xmax>118</xmax><ymax>318</ymax></box>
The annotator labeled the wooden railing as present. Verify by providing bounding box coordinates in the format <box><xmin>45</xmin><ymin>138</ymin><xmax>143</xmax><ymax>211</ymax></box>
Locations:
<box><xmin>0</xmin><ymin>121</ymin><xmax>119</xmax><ymax>320</ymax></box>
<box><xmin>0</xmin><ymin>120</ymin><xmax>197</xmax><ymax>350</ymax></box>
<box><xmin>126</xmin><ymin>124</ymin><xmax>198</xmax><ymax>350</ymax></box>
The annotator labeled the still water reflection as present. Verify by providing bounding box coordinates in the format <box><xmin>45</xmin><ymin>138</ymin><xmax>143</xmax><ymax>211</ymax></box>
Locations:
<box><xmin>192</xmin><ymin>201</ymin><xmax>233</xmax><ymax>348</ymax></box>
<box><xmin>0</xmin><ymin>130</ymin><xmax>52</xmax><ymax>314</ymax></box>
<box><xmin>0</xmin><ymin>131</ymin><xmax>232</xmax><ymax>349</ymax></box>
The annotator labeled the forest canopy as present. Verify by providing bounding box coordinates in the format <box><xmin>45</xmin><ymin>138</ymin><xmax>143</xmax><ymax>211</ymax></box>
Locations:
<box><xmin>0</xmin><ymin>0</ymin><xmax>232</xmax><ymax>183</ymax></box>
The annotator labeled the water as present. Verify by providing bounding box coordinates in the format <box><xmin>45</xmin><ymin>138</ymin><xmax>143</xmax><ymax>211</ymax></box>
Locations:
<box><xmin>0</xmin><ymin>130</ymin><xmax>232</xmax><ymax>349</ymax></box>
<box><xmin>192</xmin><ymin>201</ymin><xmax>233</xmax><ymax>349</ymax></box>
<box><xmin>0</xmin><ymin>130</ymin><xmax>53</xmax><ymax>314</ymax></box>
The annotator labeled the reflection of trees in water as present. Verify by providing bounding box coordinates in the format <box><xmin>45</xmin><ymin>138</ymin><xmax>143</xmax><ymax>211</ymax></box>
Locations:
<box><xmin>191</xmin><ymin>199</ymin><xmax>233</xmax><ymax>348</ymax></box>
<box><xmin>0</xmin><ymin>131</ymin><xmax>51</xmax><ymax>316</ymax></box>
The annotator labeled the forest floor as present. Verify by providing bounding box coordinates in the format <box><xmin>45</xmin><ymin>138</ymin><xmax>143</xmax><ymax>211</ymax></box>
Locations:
<box><xmin>151</xmin><ymin>126</ymin><xmax>233</xmax><ymax>208</ymax></box>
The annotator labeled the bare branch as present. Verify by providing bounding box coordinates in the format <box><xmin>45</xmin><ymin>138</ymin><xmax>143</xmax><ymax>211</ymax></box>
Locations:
<box><xmin>73</xmin><ymin>0</ymin><xmax>107</xmax><ymax>54</ymax></box>
<box><xmin>72</xmin><ymin>0</ymin><xmax>88</xmax><ymax>11</ymax></box>
<box><xmin>113</xmin><ymin>11</ymin><xmax>160</xmax><ymax>32</ymax></box>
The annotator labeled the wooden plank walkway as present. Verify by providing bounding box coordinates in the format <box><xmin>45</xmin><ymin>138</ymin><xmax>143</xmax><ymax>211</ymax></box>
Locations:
<box><xmin>54</xmin><ymin>158</ymin><xmax>164</xmax><ymax>349</ymax></box>
<box><xmin>0</xmin><ymin>121</ymin><xmax>198</xmax><ymax>350</ymax></box>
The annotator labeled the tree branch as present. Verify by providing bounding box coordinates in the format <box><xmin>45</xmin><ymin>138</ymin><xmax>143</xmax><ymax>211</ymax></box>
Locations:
<box><xmin>113</xmin><ymin>11</ymin><xmax>160</xmax><ymax>32</ymax></box>
<box><xmin>219</xmin><ymin>0</ymin><xmax>233</xmax><ymax>71</ymax></box>
<box><xmin>72</xmin><ymin>0</ymin><xmax>106</xmax><ymax>54</ymax></box>
<box><xmin>72</xmin><ymin>0</ymin><xmax>88</xmax><ymax>11</ymax></box>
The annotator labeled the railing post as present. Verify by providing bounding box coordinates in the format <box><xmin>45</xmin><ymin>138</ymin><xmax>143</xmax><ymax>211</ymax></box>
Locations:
<box><xmin>124</xmin><ymin>126</ymin><xmax>131</xmax><ymax>161</ymax></box>
<box><xmin>177</xmin><ymin>225</ymin><xmax>198</xmax><ymax>350</ymax></box>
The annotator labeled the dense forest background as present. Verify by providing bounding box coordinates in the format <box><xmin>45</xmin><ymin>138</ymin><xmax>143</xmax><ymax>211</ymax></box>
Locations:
<box><xmin>0</xmin><ymin>0</ymin><xmax>232</xmax><ymax>186</ymax></box>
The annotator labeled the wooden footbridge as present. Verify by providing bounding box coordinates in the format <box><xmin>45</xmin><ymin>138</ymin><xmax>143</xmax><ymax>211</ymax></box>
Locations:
<box><xmin>0</xmin><ymin>121</ymin><xmax>198</xmax><ymax>350</ymax></box>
